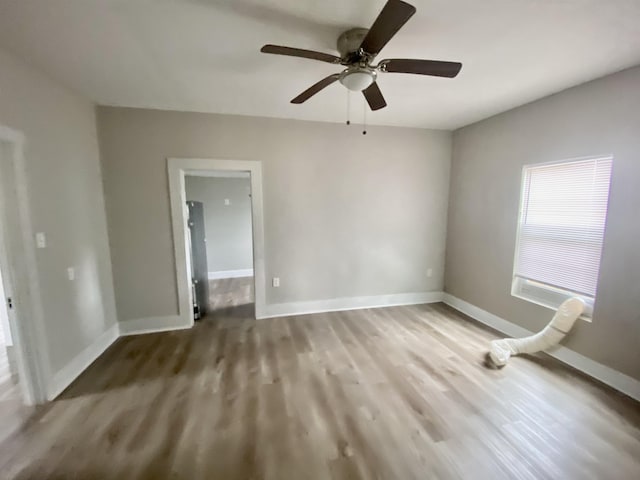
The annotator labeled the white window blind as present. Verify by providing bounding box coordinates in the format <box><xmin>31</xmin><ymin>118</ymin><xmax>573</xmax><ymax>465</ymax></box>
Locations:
<box><xmin>513</xmin><ymin>157</ymin><xmax>613</xmax><ymax>313</ymax></box>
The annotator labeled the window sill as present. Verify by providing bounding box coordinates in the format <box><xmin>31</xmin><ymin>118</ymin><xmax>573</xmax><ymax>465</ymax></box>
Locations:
<box><xmin>511</xmin><ymin>278</ymin><xmax>593</xmax><ymax>322</ymax></box>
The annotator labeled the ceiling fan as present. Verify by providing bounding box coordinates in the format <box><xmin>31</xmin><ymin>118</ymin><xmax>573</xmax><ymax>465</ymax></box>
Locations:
<box><xmin>260</xmin><ymin>0</ymin><xmax>462</xmax><ymax>111</ymax></box>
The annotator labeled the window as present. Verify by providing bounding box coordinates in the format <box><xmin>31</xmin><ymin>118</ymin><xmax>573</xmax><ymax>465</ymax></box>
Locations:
<box><xmin>512</xmin><ymin>156</ymin><xmax>613</xmax><ymax>319</ymax></box>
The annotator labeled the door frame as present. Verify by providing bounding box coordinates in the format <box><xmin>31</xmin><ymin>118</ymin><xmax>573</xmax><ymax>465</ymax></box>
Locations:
<box><xmin>167</xmin><ymin>158</ymin><xmax>266</xmax><ymax>324</ymax></box>
<box><xmin>0</xmin><ymin>125</ymin><xmax>48</xmax><ymax>405</ymax></box>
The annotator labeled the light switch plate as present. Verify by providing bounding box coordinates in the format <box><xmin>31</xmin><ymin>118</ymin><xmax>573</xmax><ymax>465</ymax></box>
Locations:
<box><xmin>36</xmin><ymin>232</ymin><xmax>46</xmax><ymax>248</ymax></box>
<box><xmin>272</xmin><ymin>277</ymin><xmax>280</xmax><ymax>287</ymax></box>
<box><xmin>224</xmin><ymin>198</ymin><xmax>230</xmax><ymax>206</ymax></box>
<box><xmin>67</xmin><ymin>267</ymin><xmax>75</xmax><ymax>281</ymax></box>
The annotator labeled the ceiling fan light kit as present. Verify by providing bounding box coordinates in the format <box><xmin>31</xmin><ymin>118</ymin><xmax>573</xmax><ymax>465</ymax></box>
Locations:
<box><xmin>339</xmin><ymin>66</ymin><xmax>376</xmax><ymax>92</ymax></box>
<box><xmin>260</xmin><ymin>0</ymin><xmax>462</xmax><ymax>111</ymax></box>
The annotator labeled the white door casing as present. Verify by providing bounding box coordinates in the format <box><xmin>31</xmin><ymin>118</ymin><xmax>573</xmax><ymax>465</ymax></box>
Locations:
<box><xmin>0</xmin><ymin>125</ymin><xmax>48</xmax><ymax>405</ymax></box>
<box><xmin>167</xmin><ymin>158</ymin><xmax>267</xmax><ymax>324</ymax></box>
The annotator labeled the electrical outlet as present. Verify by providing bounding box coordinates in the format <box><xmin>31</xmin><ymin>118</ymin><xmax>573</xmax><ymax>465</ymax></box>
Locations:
<box><xmin>426</xmin><ymin>268</ymin><xmax>433</xmax><ymax>278</ymax></box>
<box><xmin>272</xmin><ymin>277</ymin><xmax>280</xmax><ymax>288</ymax></box>
<box><xmin>67</xmin><ymin>267</ymin><xmax>75</xmax><ymax>281</ymax></box>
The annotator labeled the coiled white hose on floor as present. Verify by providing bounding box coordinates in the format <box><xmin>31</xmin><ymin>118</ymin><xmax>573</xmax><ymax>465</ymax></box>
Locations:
<box><xmin>488</xmin><ymin>297</ymin><xmax>586</xmax><ymax>367</ymax></box>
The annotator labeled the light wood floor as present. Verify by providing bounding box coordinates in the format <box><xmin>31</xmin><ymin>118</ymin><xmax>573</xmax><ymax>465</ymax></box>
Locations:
<box><xmin>208</xmin><ymin>277</ymin><xmax>254</xmax><ymax>313</ymax></box>
<box><xmin>0</xmin><ymin>340</ymin><xmax>25</xmax><ymax>446</ymax></box>
<box><xmin>1</xmin><ymin>302</ymin><xmax>639</xmax><ymax>479</ymax></box>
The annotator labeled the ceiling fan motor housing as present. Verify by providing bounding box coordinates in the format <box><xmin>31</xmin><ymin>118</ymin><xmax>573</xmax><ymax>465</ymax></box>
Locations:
<box><xmin>337</xmin><ymin>28</ymin><xmax>369</xmax><ymax>59</ymax></box>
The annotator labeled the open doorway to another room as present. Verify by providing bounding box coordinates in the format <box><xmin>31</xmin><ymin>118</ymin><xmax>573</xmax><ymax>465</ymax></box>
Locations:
<box><xmin>185</xmin><ymin>172</ymin><xmax>254</xmax><ymax>319</ymax></box>
<box><xmin>0</xmin><ymin>126</ymin><xmax>44</xmax><ymax>437</ymax></box>
<box><xmin>0</xmin><ymin>266</ymin><xmax>22</xmax><ymax>440</ymax></box>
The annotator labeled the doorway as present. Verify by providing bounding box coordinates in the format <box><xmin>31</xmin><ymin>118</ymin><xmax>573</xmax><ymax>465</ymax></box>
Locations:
<box><xmin>0</xmin><ymin>255</ymin><xmax>24</xmax><ymax>441</ymax></box>
<box><xmin>0</xmin><ymin>125</ymin><xmax>46</xmax><ymax>412</ymax></box>
<box><xmin>168</xmin><ymin>158</ymin><xmax>266</xmax><ymax>326</ymax></box>
<box><xmin>185</xmin><ymin>172</ymin><xmax>254</xmax><ymax>318</ymax></box>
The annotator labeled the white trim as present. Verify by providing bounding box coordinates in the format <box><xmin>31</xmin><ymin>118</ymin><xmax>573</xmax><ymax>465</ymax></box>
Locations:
<box><xmin>0</xmin><ymin>125</ymin><xmax>48</xmax><ymax>405</ymax></box>
<box><xmin>168</xmin><ymin>158</ymin><xmax>267</xmax><ymax>320</ymax></box>
<box><xmin>512</xmin><ymin>277</ymin><xmax>593</xmax><ymax>322</ymax></box>
<box><xmin>442</xmin><ymin>293</ymin><xmax>640</xmax><ymax>402</ymax></box>
<box><xmin>443</xmin><ymin>294</ymin><xmax>530</xmax><ymax>338</ymax></box>
<box><xmin>45</xmin><ymin>315</ymin><xmax>191</xmax><ymax>399</ymax></box>
<box><xmin>522</xmin><ymin>153</ymin><xmax>615</xmax><ymax>170</ymax></box>
<box><xmin>47</xmin><ymin>323</ymin><xmax>119</xmax><ymax>400</ymax></box>
<box><xmin>260</xmin><ymin>291</ymin><xmax>444</xmax><ymax>319</ymax></box>
<box><xmin>208</xmin><ymin>269</ymin><xmax>253</xmax><ymax>280</ymax></box>
<box><xmin>118</xmin><ymin>315</ymin><xmax>192</xmax><ymax>337</ymax></box>
<box><xmin>186</xmin><ymin>170</ymin><xmax>250</xmax><ymax>179</ymax></box>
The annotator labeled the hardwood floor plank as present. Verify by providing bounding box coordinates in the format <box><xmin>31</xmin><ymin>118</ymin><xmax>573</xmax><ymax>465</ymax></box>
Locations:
<box><xmin>0</xmin><ymin>285</ymin><xmax>639</xmax><ymax>479</ymax></box>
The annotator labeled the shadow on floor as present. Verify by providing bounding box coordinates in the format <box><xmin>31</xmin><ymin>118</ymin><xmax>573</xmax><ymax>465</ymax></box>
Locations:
<box><xmin>57</xmin><ymin>302</ymin><xmax>256</xmax><ymax>400</ymax></box>
<box><xmin>204</xmin><ymin>302</ymin><xmax>255</xmax><ymax>321</ymax></box>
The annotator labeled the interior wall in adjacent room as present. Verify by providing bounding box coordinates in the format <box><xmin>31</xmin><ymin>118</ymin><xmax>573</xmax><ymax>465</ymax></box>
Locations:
<box><xmin>185</xmin><ymin>175</ymin><xmax>253</xmax><ymax>275</ymax></box>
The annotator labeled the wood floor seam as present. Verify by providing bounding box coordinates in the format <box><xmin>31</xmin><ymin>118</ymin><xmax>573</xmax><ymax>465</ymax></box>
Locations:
<box><xmin>0</xmin><ymin>278</ymin><xmax>638</xmax><ymax>479</ymax></box>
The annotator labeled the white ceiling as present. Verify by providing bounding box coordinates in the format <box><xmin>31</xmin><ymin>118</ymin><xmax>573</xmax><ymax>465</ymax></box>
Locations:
<box><xmin>1</xmin><ymin>0</ymin><xmax>639</xmax><ymax>129</ymax></box>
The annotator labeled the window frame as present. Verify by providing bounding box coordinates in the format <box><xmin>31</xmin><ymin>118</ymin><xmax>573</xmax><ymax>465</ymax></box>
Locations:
<box><xmin>511</xmin><ymin>155</ymin><xmax>613</xmax><ymax>321</ymax></box>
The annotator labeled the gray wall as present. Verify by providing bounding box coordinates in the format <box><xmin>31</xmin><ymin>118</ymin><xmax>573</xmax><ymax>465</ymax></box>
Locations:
<box><xmin>446</xmin><ymin>66</ymin><xmax>640</xmax><ymax>380</ymax></box>
<box><xmin>185</xmin><ymin>176</ymin><xmax>253</xmax><ymax>273</ymax></box>
<box><xmin>97</xmin><ymin>108</ymin><xmax>452</xmax><ymax>324</ymax></box>
<box><xmin>0</xmin><ymin>48</ymin><xmax>117</xmax><ymax>374</ymax></box>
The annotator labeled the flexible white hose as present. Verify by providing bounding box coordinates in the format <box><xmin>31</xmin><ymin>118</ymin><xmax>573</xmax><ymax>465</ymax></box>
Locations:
<box><xmin>488</xmin><ymin>297</ymin><xmax>586</xmax><ymax>367</ymax></box>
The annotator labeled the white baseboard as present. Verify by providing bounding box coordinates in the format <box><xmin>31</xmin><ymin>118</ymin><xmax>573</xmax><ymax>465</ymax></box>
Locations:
<box><xmin>442</xmin><ymin>293</ymin><xmax>640</xmax><ymax>402</ymax></box>
<box><xmin>208</xmin><ymin>269</ymin><xmax>253</xmax><ymax>280</ymax></box>
<box><xmin>47</xmin><ymin>322</ymin><xmax>119</xmax><ymax>400</ymax></box>
<box><xmin>118</xmin><ymin>315</ymin><xmax>191</xmax><ymax>336</ymax></box>
<box><xmin>46</xmin><ymin>316</ymin><xmax>191</xmax><ymax>401</ymax></box>
<box><xmin>42</xmin><ymin>292</ymin><xmax>640</xmax><ymax>405</ymax></box>
<box><xmin>259</xmin><ymin>291</ymin><xmax>444</xmax><ymax>320</ymax></box>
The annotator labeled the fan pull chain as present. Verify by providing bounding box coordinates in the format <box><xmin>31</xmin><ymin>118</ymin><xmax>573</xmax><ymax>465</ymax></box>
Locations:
<box><xmin>346</xmin><ymin>90</ymin><xmax>351</xmax><ymax>125</ymax></box>
<box><xmin>363</xmin><ymin>98</ymin><xmax>367</xmax><ymax>135</ymax></box>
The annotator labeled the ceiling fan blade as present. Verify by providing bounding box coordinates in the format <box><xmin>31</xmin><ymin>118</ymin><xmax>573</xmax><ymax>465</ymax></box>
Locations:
<box><xmin>291</xmin><ymin>74</ymin><xmax>341</xmax><ymax>104</ymax></box>
<box><xmin>359</xmin><ymin>0</ymin><xmax>416</xmax><ymax>56</ymax></box>
<box><xmin>363</xmin><ymin>82</ymin><xmax>387</xmax><ymax>111</ymax></box>
<box><xmin>261</xmin><ymin>44</ymin><xmax>341</xmax><ymax>64</ymax></box>
<box><xmin>379</xmin><ymin>58</ymin><xmax>462</xmax><ymax>78</ymax></box>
